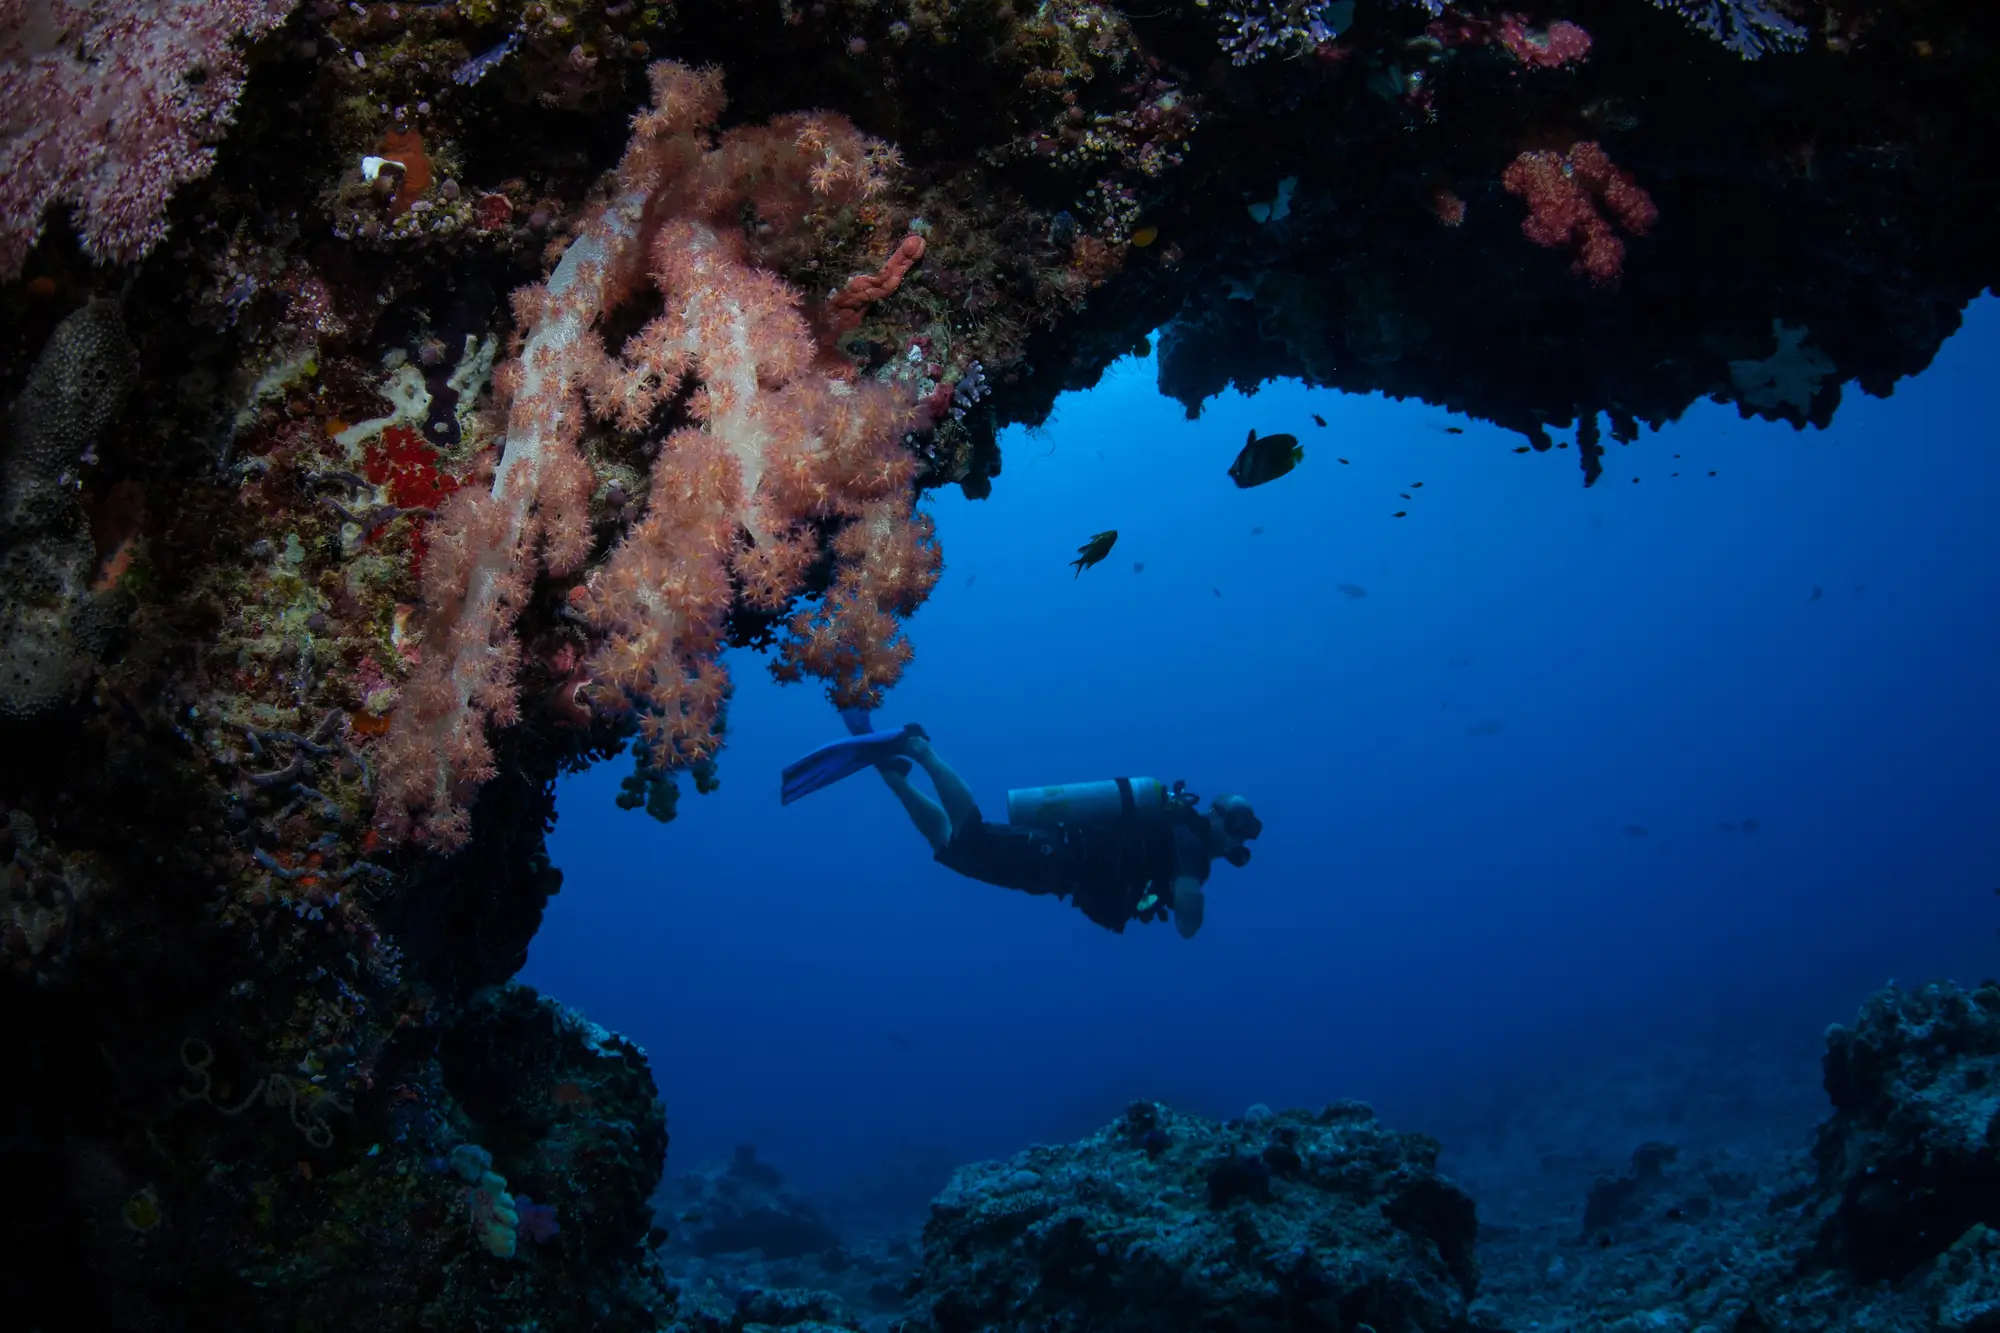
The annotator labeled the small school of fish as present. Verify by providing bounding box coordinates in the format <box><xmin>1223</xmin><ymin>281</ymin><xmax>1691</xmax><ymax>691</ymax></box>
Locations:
<box><xmin>1064</xmin><ymin>410</ymin><xmax>1489</xmax><ymax>572</ymax></box>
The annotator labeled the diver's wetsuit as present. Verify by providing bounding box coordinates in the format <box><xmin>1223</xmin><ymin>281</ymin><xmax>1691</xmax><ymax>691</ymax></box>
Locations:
<box><xmin>934</xmin><ymin>778</ymin><xmax>1213</xmax><ymax>932</ymax></box>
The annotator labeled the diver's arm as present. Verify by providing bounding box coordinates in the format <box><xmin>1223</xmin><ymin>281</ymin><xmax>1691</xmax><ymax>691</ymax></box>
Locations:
<box><xmin>1171</xmin><ymin>876</ymin><xmax>1206</xmax><ymax>939</ymax></box>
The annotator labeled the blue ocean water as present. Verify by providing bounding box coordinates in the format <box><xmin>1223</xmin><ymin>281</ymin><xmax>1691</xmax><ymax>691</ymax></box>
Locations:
<box><xmin>524</xmin><ymin>296</ymin><xmax>1999</xmax><ymax>1219</ymax></box>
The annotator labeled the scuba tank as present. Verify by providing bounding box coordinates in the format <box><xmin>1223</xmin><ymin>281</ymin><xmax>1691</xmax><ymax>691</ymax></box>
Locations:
<box><xmin>1008</xmin><ymin>778</ymin><xmax>1203</xmax><ymax>930</ymax></box>
<box><xmin>1006</xmin><ymin>777</ymin><xmax>1190</xmax><ymax>830</ymax></box>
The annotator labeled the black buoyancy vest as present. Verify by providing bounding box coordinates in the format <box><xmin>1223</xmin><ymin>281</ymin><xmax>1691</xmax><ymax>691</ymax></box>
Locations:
<box><xmin>1060</xmin><ymin>777</ymin><xmax>1200</xmax><ymax>933</ymax></box>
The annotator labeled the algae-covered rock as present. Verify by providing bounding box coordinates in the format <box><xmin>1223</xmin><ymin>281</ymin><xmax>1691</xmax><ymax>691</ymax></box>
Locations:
<box><xmin>909</xmin><ymin>1098</ymin><xmax>1482</xmax><ymax>1333</ymax></box>
<box><xmin>1812</xmin><ymin>981</ymin><xmax>2000</xmax><ymax>1281</ymax></box>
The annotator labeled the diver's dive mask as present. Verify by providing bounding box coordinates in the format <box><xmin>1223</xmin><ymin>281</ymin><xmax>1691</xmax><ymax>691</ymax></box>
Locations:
<box><xmin>1213</xmin><ymin>794</ymin><xmax>1261</xmax><ymax>865</ymax></box>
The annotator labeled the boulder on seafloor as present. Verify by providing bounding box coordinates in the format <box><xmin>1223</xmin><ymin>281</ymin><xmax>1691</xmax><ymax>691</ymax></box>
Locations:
<box><xmin>906</xmin><ymin>1098</ymin><xmax>1486</xmax><ymax>1333</ymax></box>
<box><xmin>1811</xmin><ymin>981</ymin><xmax>2000</xmax><ymax>1282</ymax></box>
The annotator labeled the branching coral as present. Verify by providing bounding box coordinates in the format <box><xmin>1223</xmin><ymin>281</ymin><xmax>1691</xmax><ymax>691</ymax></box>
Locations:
<box><xmin>374</xmin><ymin>63</ymin><xmax>940</xmax><ymax>845</ymax></box>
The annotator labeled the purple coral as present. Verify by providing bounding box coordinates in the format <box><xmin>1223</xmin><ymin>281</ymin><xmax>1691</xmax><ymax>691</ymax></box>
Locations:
<box><xmin>1643</xmin><ymin>0</ymin><xmax>1806</xmax><ymax>58</ymax></box>
<box><xmin>513</xmin><ymin>1195</ymin><xmax>560</xmax><ymax>1244</ymax></box>
<box><xmin>950</xmin><ymin>362</ymin><xmax>989</xmax><ymax>421</ymax></box>
<box><xmin>0</xmin><ymin>0</ymin><xmax>300</xmax><ymax>277</ymax></box>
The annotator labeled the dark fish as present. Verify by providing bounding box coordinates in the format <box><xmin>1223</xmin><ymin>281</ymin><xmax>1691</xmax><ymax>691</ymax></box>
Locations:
<box><xmin>1337</xmin><ymin>583</ymin><xmax>1367</xmax><ymax>599</ymax></box>
<box><xmin>1211</xmin><ymin>587</ymin><xmax>1223</xmax><ymax>598</ymax></box>
<box><xmin>1229</xmin><ymin>429</ymin><xmax>1303</xmax><ymax>488</ymax></box>
<box><xmin>1399</xmin><ymin>493</ymin><xmax>1411</xmax><ymax>500</ymax></box>
<box><xmin>1338</xmin><ymin>458</ymin><xmax>1350</xmax><ymax>464</ymax></box>
<box><xmin>1392</xmin><ymin>511</ymin><xmax>1407</xmax><ymax>518</ymax></box>
<box><xmin>1250</xmin><ymin>525</ymin><xmax>1264</xmax><ymax>535</ymax></box>
<box><xmin>1741</xmin><ymin>818</ymin><xmax>1759</xmax><ymax>833</ymax></box>
<box><xmin>1512</xmin><ymin>446</ymin><xmax>1531</xmax><ymax>454</ymax></box>
<box><xmin>964</xmin><ymin>573</ymin><xmax>977</xmax><ymax>587</ymax></box>
<box><xmin>1809</xmin><ymin>586</ymin><xmax>1822</xmax><ymax>601</ymax></box>
<box><xmin>1132</xmin><ymin>561</ymin><xmax>1145</xmax><ymax>573</ymax></box>
<box><xmin>1070</xmin><ymin>529</ymin><xmax>1117</xmax><ymax>576</ymax></box>
<box><xmin>1312</xmin><ymin>413</ymin><xmax>1327</xmax><ymax>427</ymax></box>
<box><xmin>1708</xmin><ymin>470</ymin><xmax>1717</xmax><ymax>476</ymax></box>
<box><xmin>1624</xmin><ymin>825</ymin><xmax>1649</xmax><ymax>837</ymax></box>
<box><xmin>1444</xmin><ymin>426</ymin><xmax>1464</xmax><ymax>435</ymax></box>
<box><xmin>1411</xmin><ymin>482</ymin><xmax>1424</xmax><ymax>488</ymax></box>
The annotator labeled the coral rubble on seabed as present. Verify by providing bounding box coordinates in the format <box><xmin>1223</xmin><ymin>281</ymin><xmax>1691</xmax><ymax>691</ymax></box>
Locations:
<box><xmin>644</xmin><ymin>983</ymin><xmax>2000</xmax><ymax>1333</ymax></box>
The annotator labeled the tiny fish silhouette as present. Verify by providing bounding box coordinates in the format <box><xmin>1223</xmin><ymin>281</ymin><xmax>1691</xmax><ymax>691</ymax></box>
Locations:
<box><xmin>1337</xmin><ymin>583</ymin><xmax>1367</xmax><ymax>599</ymax></box>
<box><xmin>1250</xmin><ymin>525</ymin><xmax>1264</xmax><ymax>535</ymax></box>
<box><xmin>1070</xmin><ymin>530</ymin><xmax>1117</xmax><ymax>576</ymax></box>
<box><xmin>1741</xmin><ymin>818</ymin><xmax>1760</xmax><ymax>833</ymax></box>
<box><xmin>1211</xmin><ymin>587</ymin><xmax>1223</xmax><ymax>598</ymax></box>
<box><xmin>1411</xmin><ymin>482</ymin><xmax>1424</xmax><ymax>488</ymax></box>
<box><xmin>1392</xmin><ymin>510</ymin><xmax>1407</xmax><ymax>518</ymax></box>
<box><xmin>1229</xmin><ymin>429</ymin><xmax>1303</xmax><ymax>488</ymax></box>
<box><xmin>1132</xmin><ymin>561</ymin><xmax>1145</xmax><ymax>573</ymax></box>
<box><xmin>1512</xmin><ymin>446</ymin><xmax>1531</xmax><ymax>454</ymax></box>
<box><xmin>1338</xmin><ymin>457</ymin><xmax>1351</xmax><ymax>464</ymax></box>
<box><xmin>1809</xmin><ymin>586</ymin><xmax>1822</xmax><ymax>601</ymax></box>
<box><xmin>1312</xmin><ymin>413</ymin><xmax>1328</xmax><ymax>427</ymax></box>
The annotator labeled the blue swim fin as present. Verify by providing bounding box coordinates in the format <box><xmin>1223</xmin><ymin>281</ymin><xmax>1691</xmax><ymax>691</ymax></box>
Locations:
<box><xmin>781</xmin><ymin>723</ymin><xmax>922</xmax><ymax>804</ymax></box>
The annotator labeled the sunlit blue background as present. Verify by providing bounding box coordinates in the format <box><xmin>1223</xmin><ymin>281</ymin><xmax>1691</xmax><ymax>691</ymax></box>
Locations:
<box><xmin>523</xmin><ymin>296</ymin><xmax>1999</xmax><ymax>1216</ymax></box>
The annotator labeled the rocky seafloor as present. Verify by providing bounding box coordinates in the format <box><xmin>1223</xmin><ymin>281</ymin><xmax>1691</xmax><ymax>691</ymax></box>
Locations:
<box><xmin>645</xmin><ymin>979</ymin><xmax>2000</xmax><ymax>1333</ymax></box>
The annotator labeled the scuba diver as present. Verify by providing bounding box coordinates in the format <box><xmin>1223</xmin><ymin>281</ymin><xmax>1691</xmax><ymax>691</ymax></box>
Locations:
<box><xmin>781</xmin><ymin>713</ymin><xmax>1261</xmax><ymax>938</ymax></box>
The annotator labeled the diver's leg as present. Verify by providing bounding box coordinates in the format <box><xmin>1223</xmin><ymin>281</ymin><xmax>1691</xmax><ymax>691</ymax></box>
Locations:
<box><xmin>905</xmin><ymin>736</ymin><xmax>978</xmax><ymax>836</ymax></box>
<box><xmin>879</xmin><ymin>766</ymin><xmax>951</xmax><ymax>853</ymax></box>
